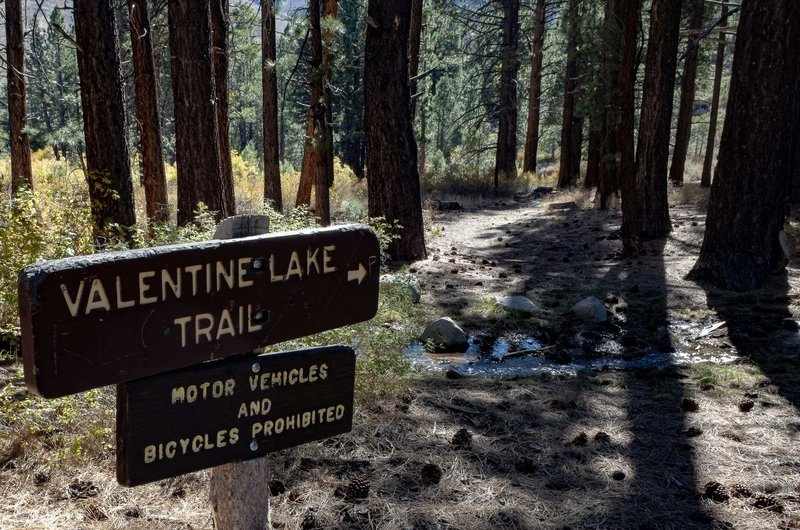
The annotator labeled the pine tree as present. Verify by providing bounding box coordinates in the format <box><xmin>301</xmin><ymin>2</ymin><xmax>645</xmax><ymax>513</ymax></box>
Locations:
<box><xmin>688</xmin><ymin>0</ymin><xmax>800</xmax><ymax>291</ymax></box>
<box><xmin>73</xmin><ymin>0</ymin><xmax>136</xmax><ymax>242</ymax></box>
<box><xmin>365</xmin><ymin>0</ymin><xmax>426</xmax><ymax>260</ymax></box>
<box><xmin>127</xmin><ymin>0</ymin><xmax>169</xmax><ymax>223</ymax></box>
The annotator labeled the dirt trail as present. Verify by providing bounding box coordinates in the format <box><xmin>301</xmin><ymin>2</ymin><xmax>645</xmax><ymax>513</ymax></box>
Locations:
<box><xmin>259</xmin><ymin>193</ymin><xmax>800</xmax><ymax>530</ymax></box>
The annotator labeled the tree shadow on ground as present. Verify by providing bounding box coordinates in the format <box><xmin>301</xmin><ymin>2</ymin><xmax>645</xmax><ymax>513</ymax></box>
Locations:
<box><xmin>697</xmin><ymin>271</ymin><xmax>800</xmax><ymax>407</ymax></box>
<box><xmin>413</xmin><ymin>203</ymin><xmax>716</xmax><ymax>527</ymax></box>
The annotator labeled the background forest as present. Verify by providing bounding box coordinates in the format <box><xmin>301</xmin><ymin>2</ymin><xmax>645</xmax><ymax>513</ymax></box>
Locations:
<box><xmin>1</xmin><ymin>0</ymin><xmax>800</xmax><ymax>528</ymax></box>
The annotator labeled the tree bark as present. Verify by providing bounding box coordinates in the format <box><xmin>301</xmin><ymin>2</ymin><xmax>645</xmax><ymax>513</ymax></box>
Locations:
<box><xmin>597</xmin><ymin>0</ymin><xmax>624</xmax><ymax>209</ymax></box>
<box><xmin>688</xmin><ymin>0</ymin><xmax>800</xmax><ymax>291</ymax></box>
<box><xmin>365</xmin><ymin>0</ymin><xmax>426</xmax><ymax>261</ymax></box>
<box><xmin>557</xmin><ymin>0</ymin><xmax>582</xmax><ymax>188</ymax></box>
<box><xmin>700</xmin><ymin>4</ymin><xmax>728</xmax><ymax>188</ymax></box>
<box><xmin>585</xmin><ymin>125</ymin><xmax>601</xmax><ymax>190</ymax></box>
<box><xmin>619</xmin><ymin>0</ymin><xmax>643</xmax><ymax>254</ymax></box>
<box><xmin>5</xmin><ymin>0</ymin><xmax>33</xmax><ymax>194</ymax></box>
<box><xmin>169</xmin><ymin>0</ymin><xmax>227</xmax><ymax>224</ymax></box>
<box><xmin>322</xmin><ymin>0</ymin><xmax>338</xmax><ymax>190</ymax></box>
<box><xmin>262</xmin><ymin>0</ymin><xmax>282</xmax><ymax>211</ymax></box>
<box><xmin>522</xmin><ymin>0</ymin><xmax>546</xmax><ymax>175</ymax></box>
<box><xmin>210</xmin><ymin>0</ymin><xmax>236</xmax><ymax>216</ymax></box>
<box><xmin>494</xmin><ymin>0</ymin><xmax>520</xmax><ymax>190</ymax></box>
<box><xmin>297</xmin><ymin>0</ymin><xmax>331</xmax><ymax>226</ymax></box>
<box><xmin>408</xmin><ymin>0</ymin><xmax>423</xmax><ymax>120</ymax></box>
<box><xmin>127</xmin><ymin>0</ymin><xmax>169</xmax><ymax>224</ymax></box>
<box><xmin>668</xmin><ymin>0</ymin><xmax>705</xmax><ymax>187</ymax></box>
<box><xmin>74</xmin><ymin>0</ymin><xmax>136</xmax><ymax>242</ymax></box>
<box><xmin>632</xmin><ymin>0</ymin><xmax>682</xmax><ymax>239</ymax></box>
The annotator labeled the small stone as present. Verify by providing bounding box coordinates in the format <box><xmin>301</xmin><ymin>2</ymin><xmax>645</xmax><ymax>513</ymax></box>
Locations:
<box><xmin>498</xmin><ymin>272</ymin><xmax>508</xmax><ymax>279</ymax></box>
<box><xmin>496</xmin><ymin>295</ymin><xmax>538</xmax><ymax>315</ymax></box>
<box><xmin>445</xmin><ymin>369</ymin><xmax>462</xmax><ymax>379</ymax></box>
<box><xmin>738</xmin><ymin>400</ymin><xmax>755</xmax><ymax>412</ymax></box>
<box><xmin>572</xmin><ymin>297</ymin><xmax>607</xmax><ymax>322</ymax></box>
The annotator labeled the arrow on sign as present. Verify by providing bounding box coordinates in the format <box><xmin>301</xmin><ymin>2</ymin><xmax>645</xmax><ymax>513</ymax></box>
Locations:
<box><xmin>347</xmin><ymin>263</ymin><xmax>367</xmax><ymax>285</ymax></box>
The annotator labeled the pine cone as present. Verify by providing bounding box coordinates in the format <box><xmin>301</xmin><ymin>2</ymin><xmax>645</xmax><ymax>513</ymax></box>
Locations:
<box><xmin>300</xmin><ymin>511</ymin><xmax>320</xmax><ymax>530</ymax></box>
<box><xmin>753</xmin><ymin>494</ymin><xmax>784</xmax><ymax>513</ymax></box>
<box><xmin>346</xmin><ymin>475</ymin><xmax>370</xmax><ymax>500</ymax></box>
<box><xmin>738</xmin><ymin>400</ymin><xmax>755</xmax><ymax>412</ymax></box>
<box><xmin>729</xmin><ymin>482</ymin><xmax>753</xmax><ymax>498</ymax></box>
<box><xmin>703</xmin><ymin>481</ymin><xmax>730</xmax><ymax>503</ymax></box>
<box><xmin>451</xmin><ymin>428</ymin><xmax>473</xmax><ymax>447</ymax></box>
<box><xmin>681</xmin><ymin>398</ymin><xmax>700</xmax><ymax>412</ymax></box>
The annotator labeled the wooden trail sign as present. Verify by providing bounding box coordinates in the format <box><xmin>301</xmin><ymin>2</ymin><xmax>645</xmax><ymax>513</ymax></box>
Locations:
<box><xmin>117</xmin><ymin>346</ymin><xmax>355</xmax><ymax>486</ymax></box>
<box><xmin>19</xmin><ymin>224</ymin><xmax>379</xmax><ymax>398</ymax></box>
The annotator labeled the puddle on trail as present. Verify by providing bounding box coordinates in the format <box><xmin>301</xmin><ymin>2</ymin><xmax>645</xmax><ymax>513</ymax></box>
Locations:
<box><xmin>406</xmin><ymin>331</ymin><xmax>744</xmax><ymax>379</ymax></box>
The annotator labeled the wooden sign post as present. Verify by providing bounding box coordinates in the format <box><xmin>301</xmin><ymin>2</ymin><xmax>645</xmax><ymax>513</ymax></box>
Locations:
<box><xmin>18</xmin><ymin>215</ymin><xmax>382</xmax><ymax>529</ymax></box>
<box><xmin>117</xmin><ymin>345</ymin><xmax>355</xmax><ymax>485</ymax></box>
<box><xmin>19</xmin><ymin>222</ymin><xmax>380</xmax><ymax>397</ymax></box>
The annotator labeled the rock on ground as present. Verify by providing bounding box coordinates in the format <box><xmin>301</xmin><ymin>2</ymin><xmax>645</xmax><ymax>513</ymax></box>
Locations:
<box><xmin>572</xmin><ymin>296</ymin><xmax>607</xmax><ymax>322</ymax></box>
<box><xmin>420</xmin><ymin>317</ymin><xmax>469</xmax><ymax>352</ymax></box>
<box><xmin>496</xmin><ymin>295</ymin><xmax>538</xmax><ymax>315</ymax></box>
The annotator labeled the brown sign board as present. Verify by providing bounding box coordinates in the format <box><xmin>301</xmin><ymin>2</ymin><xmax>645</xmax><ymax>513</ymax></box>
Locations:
<box><xmin>117</xmin><ymin>346</ymin><xmax>355</xmax><ymax>486</ymax></box>
<box><xmin>19</xmin><ymin>225</ymin><xmax>379</xmax><ymax>398</ymax></box>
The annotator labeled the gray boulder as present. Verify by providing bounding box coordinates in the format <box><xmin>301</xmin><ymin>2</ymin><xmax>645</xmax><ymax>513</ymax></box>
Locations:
<box><xmin>420</xmin><ymin>317</ymin><xmax>469</xmax><ymax>353</ymax></box>
<box><xmin>572</xmin><ymin>296</ymin><xmax>607</xmax><ymax>322</ymax></box>
<box><xmin>496</xmin><ymin>295</ymin><xmax>538</xmax><ymax>315</ymax></box>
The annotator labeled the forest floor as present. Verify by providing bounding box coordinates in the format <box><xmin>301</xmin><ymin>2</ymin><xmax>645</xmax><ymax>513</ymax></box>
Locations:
<box><xmin>3</xmin><ymin>184</ymin><xmax>800</xmax><ymax>529</ymax></box>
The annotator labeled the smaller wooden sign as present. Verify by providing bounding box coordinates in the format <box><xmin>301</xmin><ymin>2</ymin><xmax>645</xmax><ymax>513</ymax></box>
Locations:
<box><xmin>117</xmin><ymin>346</ymin><xmax>355</xmax><ymax>486</ymax></box>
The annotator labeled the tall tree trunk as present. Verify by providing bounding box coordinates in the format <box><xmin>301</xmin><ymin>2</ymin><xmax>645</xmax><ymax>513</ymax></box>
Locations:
<box><xmin>365</xmin><ymin>0</ymin><xmax>426</xmax><ymax>261</ymax></box>
<box><xmin>5</xmin><ymin>0</ymin><xmax>33</xmax><ymax>194</ymax></box>
<box><xmin>700</xmin><ymin>4</ymin><xmax>728</xmax><ymax>188</ymax></box>
<box><xmin>585</xmin><ymin>124</ymin><xmax>601</xmax><ymax>190</ymax></box>
<box><xmin>408</xmin><ymin>0</ymin><xmax>423</xmax><ymax>119</ymax></box>
<box><xmin>169</xmin><ymin>0</ymin><xmax>227</xmax><ymax>224</ymax></box>
<box><xmin>494</xmin><ymin>0</ymin><xmax>520</xmax><ymax>192</ymax></box>
<box><xmin>598</xmin><ymin>0</ymin><xmax>624</xmax><ymax>209</ymax></box>
<box><xmin>632</xmin><ymin>0</ymin><xmax>682</xmax><ymax>238</ymax></box>
<box><xmin>668</xmin><ymin>0</ymin><xmax>705</xmax><ymax>186</ymax></box>
<box><xmin>688</xmin><ymin>0</ymin><xmax>800</xmax><ymax>291</ymax></box>
<box><xmin>522</xmin><ymin>0</ymin><xmax>546</xmax><ymax>175</ymax></box>
<box><xmin>557</xmin><ymin>0</ymin><xmax>582</xmax><ymax>188</ymax></box>
<box><xmin>619</xmin><ymin>0</ymin><xmax>643</xmax><ymax>254</ymax></box>
<box><xmin>74</xmin><ymin>0</ymin><xmax>136</xmax><ymax>242</ymax></box>
<box><xmin>262</xmin><ymin>0</ymin><xmax>282</xmax><ymax>211</ymax></box>
<box><xmin>127</xmin><ymin>0</ymin><xmax>168</xmax><ymax>223</ymax></box>
<box><xmin>210</xmin><ymin>0</ymin><xmax>236</xmax><ymax>215</ymax></box>
<box><xmin>297</xmin><ymin>0</ymin><xmax>330</xmax><ymax>226</ymax></box>
<box><xmin>322</xmin><ymin>0</ymin><xmax>338</xmax><ymax>190</ymax></box>
<box><xmin>418</xmin><ymin>103</ymin><xmax>427</xmax><ymax>178</ymax></box>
